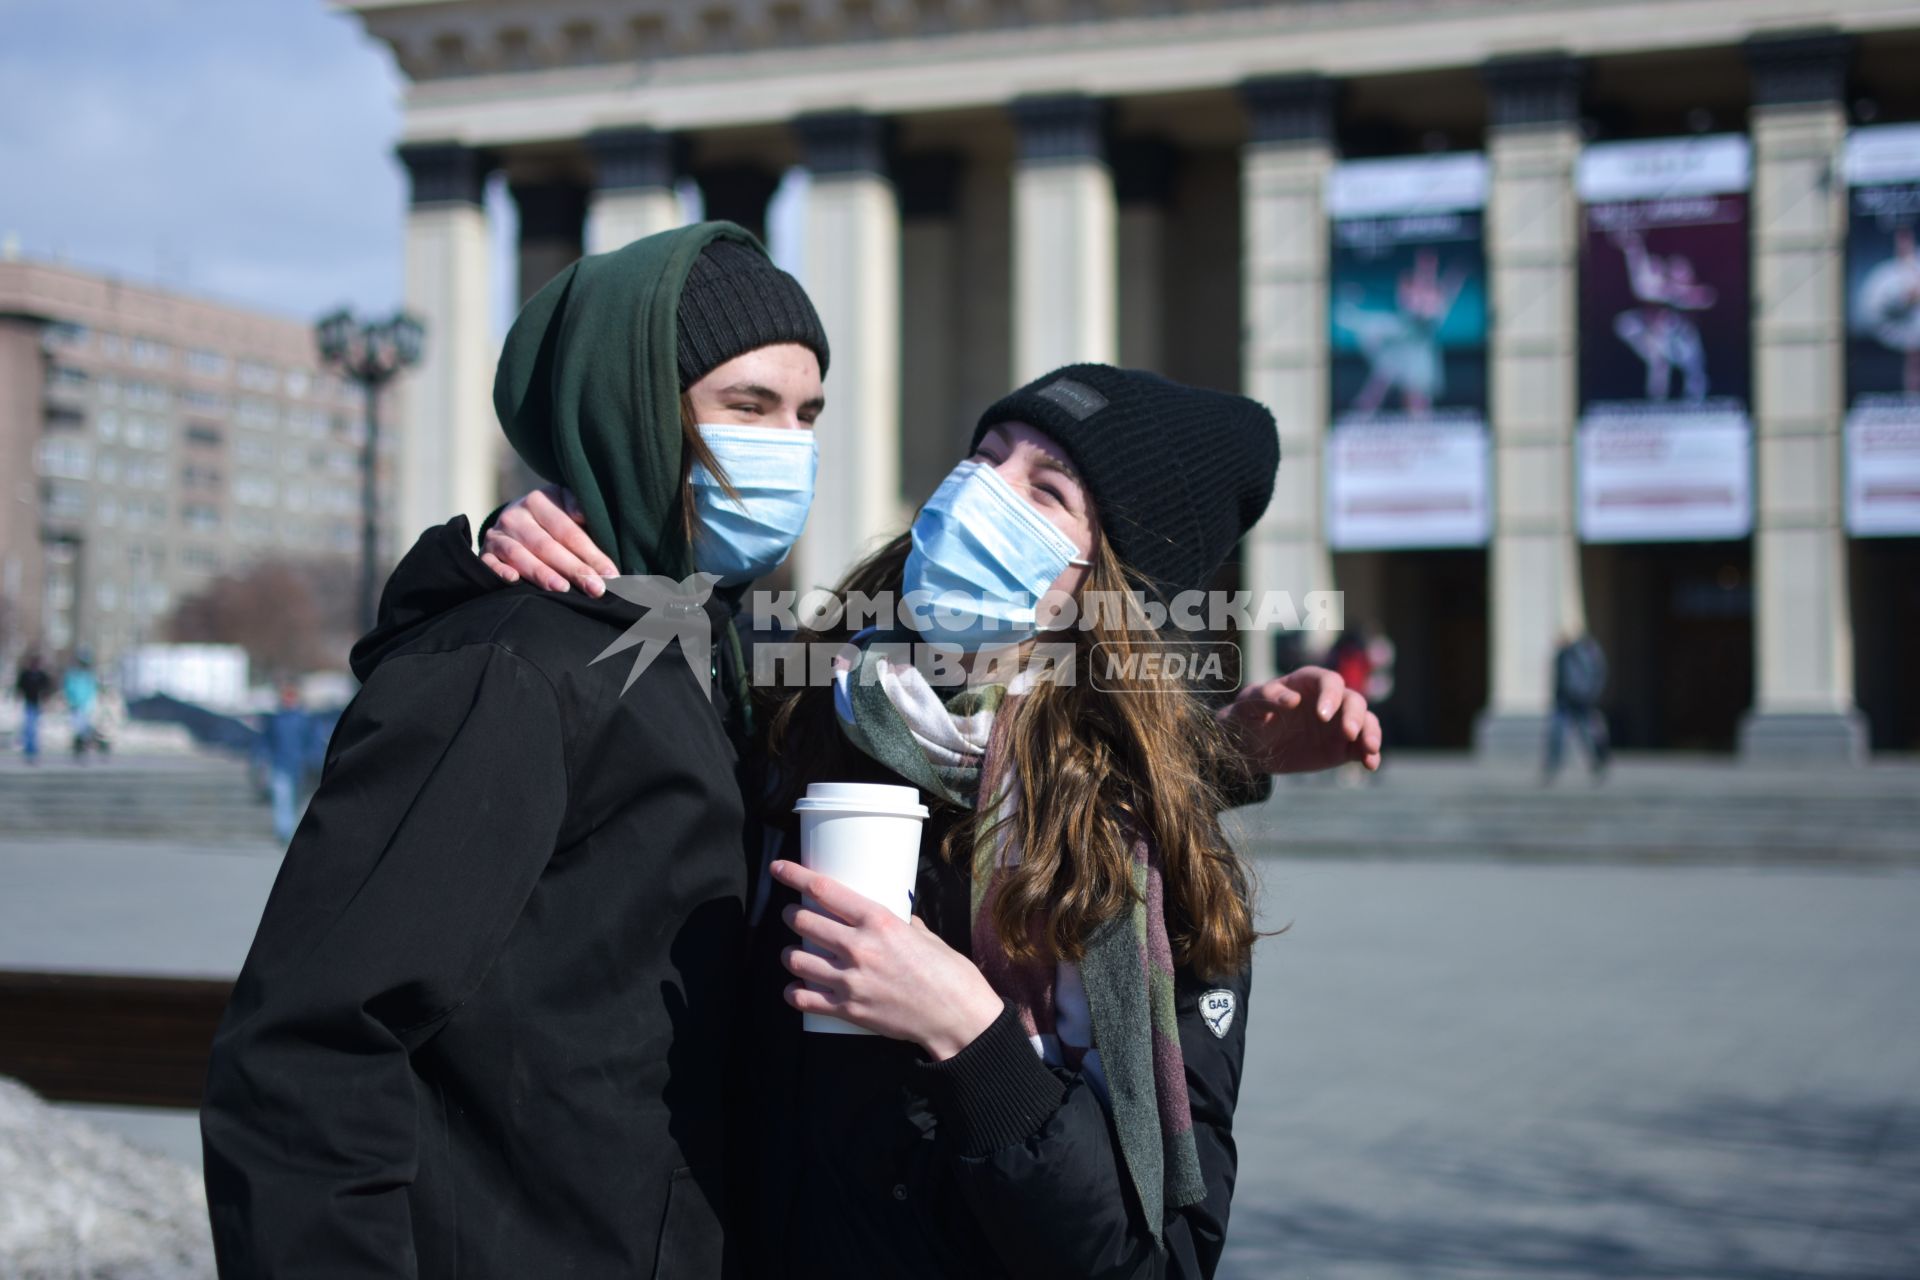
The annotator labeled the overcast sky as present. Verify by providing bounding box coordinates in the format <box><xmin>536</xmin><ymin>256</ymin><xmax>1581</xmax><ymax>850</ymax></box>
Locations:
<box><xmin>1</xmin><ymin>0</ymin><xmax>416</xmax><ymax>320</ymax></box>
<box><xmin>1</xmin><ymin>1</ymin><xmax>807</xmax><ymax>337</ymax></box>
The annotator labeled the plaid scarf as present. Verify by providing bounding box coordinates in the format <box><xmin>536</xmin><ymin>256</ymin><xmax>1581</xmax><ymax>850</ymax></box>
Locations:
<box><xmin>831</xmin><ymin>636</ymin><xmax>1207</xmax><ymax>1237</ymax></box>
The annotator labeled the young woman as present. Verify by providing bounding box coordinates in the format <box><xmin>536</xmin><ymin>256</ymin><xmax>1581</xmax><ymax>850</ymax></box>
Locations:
<box><xmin>490</xmin><ymin>364</ymin><xmax>1382</xmax><ymax>1276</ymax></box>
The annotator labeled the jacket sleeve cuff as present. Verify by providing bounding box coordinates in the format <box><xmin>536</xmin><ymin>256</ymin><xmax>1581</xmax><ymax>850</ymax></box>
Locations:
<box><xmin>915</xmin><ymin>1002</ymin><xmax>1068</xmax><ymax>1157</ymax></box>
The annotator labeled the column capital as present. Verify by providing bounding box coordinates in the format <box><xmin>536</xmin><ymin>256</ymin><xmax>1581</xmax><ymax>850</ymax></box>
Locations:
<box><xmin>1745</xmin><ymin>30</ymin><xmax>1853</xmax><ymax>108</ymax></box>
<box><xmin>587</xmin><ymin>128</ymin><xmax>677</xmax><ymax>193</ymax></box>
<box><xmin>1010</xmin><ymin>94</ymin><xmax>1108</xmax><ymax>164</ymax></box>
<box><xmin>397</xmin><ymin>143</ymin><xmax>490</xmax><ymax>209</ymax></box>
<box><xmin>1481</xmin><ymin>53</ymin><xmax>1586</xmax><ymax>129</ymax></box>
<box><xmin>1241</xmin><ymin>75</ymin><xmax>1338</xmax><ymax>147</ymax></box>
<box><xmin>795</xmin><ymin>111</ymin><xmax>890</xmax><ymax>179</ymax></box>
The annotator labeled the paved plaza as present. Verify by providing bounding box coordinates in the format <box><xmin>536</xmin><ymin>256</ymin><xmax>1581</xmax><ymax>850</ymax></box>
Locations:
<box><xmin>1225</xmin><ymin>860</ymin><xmax>1920</xmax><ymax>1279</ymax></box>
<box><xmin>3</xmin><ymin>756</ymin><xmax>1918</xmax><ymax>1277</ymax></box>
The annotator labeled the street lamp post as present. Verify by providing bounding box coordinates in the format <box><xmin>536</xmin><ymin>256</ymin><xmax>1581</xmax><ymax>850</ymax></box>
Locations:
<box><xmin>315</xmin><ymin>309</ymin><xmax>424</xmax><ymax>632</ymax></box>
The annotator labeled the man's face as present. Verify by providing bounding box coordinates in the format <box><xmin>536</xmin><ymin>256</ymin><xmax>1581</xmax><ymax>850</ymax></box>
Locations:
<box><xmin>685</xmin><ymin>343</ymin><xmax>824</xmax><ymax>433</ymax></box>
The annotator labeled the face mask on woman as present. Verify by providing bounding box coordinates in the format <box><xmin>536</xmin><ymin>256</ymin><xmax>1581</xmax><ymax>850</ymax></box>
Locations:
<box><xmin>903</xmin><ymin>460</ymin><xmax>1091</xmax><ymax>650</ymax></box>
<box><xmin>689</xmin><ymin>424</ymin><xmax>818</xmax><ymax>586</ymax></box>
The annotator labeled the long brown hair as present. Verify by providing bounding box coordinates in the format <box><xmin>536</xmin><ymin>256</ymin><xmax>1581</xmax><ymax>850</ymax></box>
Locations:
<box><xmin>677</xmin><ymin>393</ymin><xmax>736</xmax><ymax>542</ymax></box>
<box><xmin>762</xmin><ymin>531</ymin><xmax>1259</xmax><ymax>979</ymax></box>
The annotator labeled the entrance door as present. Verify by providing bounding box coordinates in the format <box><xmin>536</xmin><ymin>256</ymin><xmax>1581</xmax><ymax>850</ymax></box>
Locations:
<box><xmin>1585</xmin><ymin>541</ymin><xmax>1753</xmax><ymax>750</ymax></box>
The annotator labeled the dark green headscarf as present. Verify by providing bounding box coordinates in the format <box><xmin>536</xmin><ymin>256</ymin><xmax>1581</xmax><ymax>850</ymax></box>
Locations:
<box><xmin>492</xmin><ymin>220</ymin><xmax>766</xmax><ymax>578</ymax></box>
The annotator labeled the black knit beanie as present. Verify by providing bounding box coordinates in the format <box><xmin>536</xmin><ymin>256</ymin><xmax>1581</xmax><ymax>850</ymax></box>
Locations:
<box><xmin>972</xmin><ymin>365</ymin><xmax>1280</xmax><ymax>598</ymax></box>
<box><xmin>675</xmin><ymin>239</ymin><xmax>830</xmax><ymax>389</ymax></box>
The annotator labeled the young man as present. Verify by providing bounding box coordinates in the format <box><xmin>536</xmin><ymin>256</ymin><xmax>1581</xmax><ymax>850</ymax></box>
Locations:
<box><xmin>200</xmin><ymin>223</ymin><xmax>828</xmax><ymax>1279</ymax></box>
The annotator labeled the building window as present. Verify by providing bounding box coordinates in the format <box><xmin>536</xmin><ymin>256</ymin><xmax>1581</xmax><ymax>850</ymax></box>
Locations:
<box><xmin>238</xmin><ymin>397</ymin><xmax>279</xmax><ymax>428</ymax></box>
<box><xmin>234</xmin><ymin>474</ymin><xmax>276</xmax><ymax>506</ymax></box>
<box><xmin>43</xmin><ymin>405</ymin><xmax>85</xmax><ymax>430</ymax></box>
<box><xmin>182</xmin><ymin>502</ymin><xmax>222</xmax><ymax>532</ymax></box>
<box><xmin>43</xmin><ymin>321</ymin><xmax>90</xmax><ymax>351</ymax></box>
<box><xmin>187</xmin><ymin>349</ymin><xmax>231</xmax><ymax>378</ymax></box>
<box><xmin>182</xmin><ymin>547</ymin><xmax>221</xmax><ymax>572</ymax></box>
<box><xmin>48</xmin><ymin>365</ymin><xmax>91</xmax><ymax>391</ymax></box>
<box><xmin>36</xmin><ymin>438</ymin><xmax>91</xmax><ymax>479</ymax></box>
<box><xmin>182</xmin><ymin>387</ymin><xmax>228</xmax><ymax>414</ymax></box>
<box><xmin>44</xmin><ymin>482</ymin><xmax>88</xmax><ymax>519</ymax></box>
<box><xmin>285</xmin><ymin>369</ymin><xmax>311</xmax><ymax>398</ymax></box>
<box><xmin>129</xmin><ymin>338</ymin><xmax>171</xmax><ymax>368</ymax></box>
<box><xmin>97</xmin><ymin>581</ymin><xmax>120</xmax><ymax>612</ymax></box>
<box><xmin>186</xmin><ymin>424</ymin><xmax>225</xmax><ymax>448</ymax></box>
<box><xmin>237</xmin><ymin>360</ymin><xmax>278</xmax><ymax>392</ymax></box>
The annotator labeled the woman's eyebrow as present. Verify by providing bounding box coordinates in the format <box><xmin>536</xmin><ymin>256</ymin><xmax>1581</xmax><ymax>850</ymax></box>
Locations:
<box><xmin>1031</xmin><ymin>453</ymin><xmax>1081</xmax><ymax>483</ymax></box>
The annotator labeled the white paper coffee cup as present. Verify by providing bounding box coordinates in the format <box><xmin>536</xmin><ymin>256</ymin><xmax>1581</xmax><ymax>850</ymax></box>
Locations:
<box><xmin>793</xmin><ymin>781</ymin><xmax>929</xmax><ymax>1035</ymax></box>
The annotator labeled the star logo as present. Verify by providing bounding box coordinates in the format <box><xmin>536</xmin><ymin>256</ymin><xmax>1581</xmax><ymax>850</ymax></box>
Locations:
<box><xmin>589</xmin><ymin>573</ymin><xmax>722</xmax><ymax>694</ymax></box>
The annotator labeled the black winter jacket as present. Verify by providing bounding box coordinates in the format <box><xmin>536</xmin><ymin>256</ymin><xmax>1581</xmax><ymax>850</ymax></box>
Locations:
<box><xmin>738</xmin><ymin>753</ymin><xmax>1251</xmax><ymax>1280</ymax></box>
<box><xmin>201</xmin><ymin>518</ymin><xmax>752</xmax><ymax>1279</ymax></box>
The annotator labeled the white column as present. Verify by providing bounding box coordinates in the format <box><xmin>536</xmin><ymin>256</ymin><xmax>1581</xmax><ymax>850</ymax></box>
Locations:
<box><xmin>1474</xmin><ymin>57</ymin><xmax>1588</xmax><ymax>757</ymax></box>
<box><xmin>793</xmin><ymin>112</ymin><xmax>902</xmax><ymax>595</ymax></box>
<box><xmin>397</xmin><ymin>144</ymin><xmax>497</xmax><ymax>545</ymax></box>
<box><xmin>586</xmin><ymin>129</ymin><xmax>684</xmax><ymax>255</ymax></box>
<box><xmin>1239</xmin><ymin>77</ymin><xmax>1337</xmax><ymax>683</ymax></box>
<box><xmin>1011</xmin><ymin>96</ymin><xmax>1117</xmax><ymax>382</ymax></box>
<box><xmin>1739</xmin><ymin>33</ymin><xmax>1867</xmax><ymax>760</ymax></box>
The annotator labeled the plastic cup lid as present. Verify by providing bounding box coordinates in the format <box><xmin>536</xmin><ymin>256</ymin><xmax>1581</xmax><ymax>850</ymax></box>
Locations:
<box><xmin>792</xmin><ymin>781</ymin><xmax>929</xmax><ymax>819</ymax></box>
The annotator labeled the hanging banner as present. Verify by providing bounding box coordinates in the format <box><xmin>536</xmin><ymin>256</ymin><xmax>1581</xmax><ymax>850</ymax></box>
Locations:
<box><xmin>1576</xmin><ymin>135</ymin><xmax>1753</xmax><ymax>542</ymax></box>
<box><xmin>1844</xmin><ymin>124</ymin><xmax>1920</xmax><ymax>537</ymax></box>
<box><xmin>1325</xmin><ymin>153</ymin><xmax>1490</xmax><ymax>549</ymax></box>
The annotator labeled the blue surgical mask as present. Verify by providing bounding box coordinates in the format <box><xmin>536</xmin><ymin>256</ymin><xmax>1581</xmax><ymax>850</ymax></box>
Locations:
<box><xmin>902</xmin><ymin>460</ymin><xmax>1091</xmax><ymax>650</ymax></box>
<box><xmin>689</xmin><ymin>424</ymin><xmax>818</xmax><ymax>586</ymax></box>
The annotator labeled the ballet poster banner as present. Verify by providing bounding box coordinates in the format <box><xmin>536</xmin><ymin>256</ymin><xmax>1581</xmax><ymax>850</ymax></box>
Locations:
<box><xmin>1843</xmin><ymin>124</ymin><xmax>1920</xmax><ymax>537</ymax></box>
<box><xmin>1326</xmin><ymin>153</ymin><xmax>1491</xmax><ymax>549</ymax></box>
<box><xmin>1577</xmin><ymin>135</ymin><xmax>1753</xmax><ymax>543</ymax></box>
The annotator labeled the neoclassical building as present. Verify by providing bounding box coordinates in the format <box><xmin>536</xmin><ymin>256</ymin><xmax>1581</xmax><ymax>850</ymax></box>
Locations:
<box><xmin>347</xmin><ymin>0</ymin><xmax>1920</xmax><ymax>757</ymax></box>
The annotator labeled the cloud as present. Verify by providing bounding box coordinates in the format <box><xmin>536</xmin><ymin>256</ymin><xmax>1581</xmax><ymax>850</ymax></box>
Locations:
<box><xmin>0</xmin><ymin>0</ymin><xmax>407</xmax><ymax>320</ymax></box>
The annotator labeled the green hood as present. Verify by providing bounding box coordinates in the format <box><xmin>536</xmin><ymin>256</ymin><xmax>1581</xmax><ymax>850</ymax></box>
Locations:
<box><xmin>492</xmin><ymin>220</ymin><xmax>767</xmax><ymax>578</ymax></box>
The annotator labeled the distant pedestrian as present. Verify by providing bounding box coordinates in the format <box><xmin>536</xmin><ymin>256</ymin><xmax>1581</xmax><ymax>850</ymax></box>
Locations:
<box><xmin>1329</xmin><ymin>629</ymin><xmax>1374</xmax><ymax>700</ymax></box>
<box><xmin>262</xmin><ymin>680</ymin><xmax>312</xmax><ymax>843</ymax></box>
<box><xmin>13</xmin><ymin>652</ymin><xmax>52</xmax><ymax>763</ymax></box>
<box><xmin>1545</xmin><ymin>631</ymin><xmax>1610</xmax><ymax>781</ymax></box>
<box><xmin>62</xmin><ymin>651</ymin><xmax>100</xmax><ymax>761</ymax></box>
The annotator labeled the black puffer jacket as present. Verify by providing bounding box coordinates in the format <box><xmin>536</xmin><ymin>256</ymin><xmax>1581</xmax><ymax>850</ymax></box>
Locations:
<box><xmin>737</xmin><ymin>752</ymin><xmax>1252</xmax><ymax>1280</ymax></box>
<box><xmin>201</xmin><ymin>518</ymin><xmax>753</xmax><ymax>1279</ymax></box>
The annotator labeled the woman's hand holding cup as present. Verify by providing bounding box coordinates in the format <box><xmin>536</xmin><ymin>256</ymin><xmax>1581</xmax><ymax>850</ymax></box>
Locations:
<box><xmin>771</xmin><ymin>860</ymin><xmax>1004</xmax><ymax>1061</ymax></box>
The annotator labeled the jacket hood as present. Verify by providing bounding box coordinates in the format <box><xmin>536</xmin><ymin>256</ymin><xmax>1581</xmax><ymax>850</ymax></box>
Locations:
<box><xmin>350</xmin><ymin>517</ymin><xmax>506</xmax><ymax>680</ymax></box>
<box><xmin>492</xmin><ymin>220</ymin><xmax>769</xmax><ymax>580</ymax></box>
